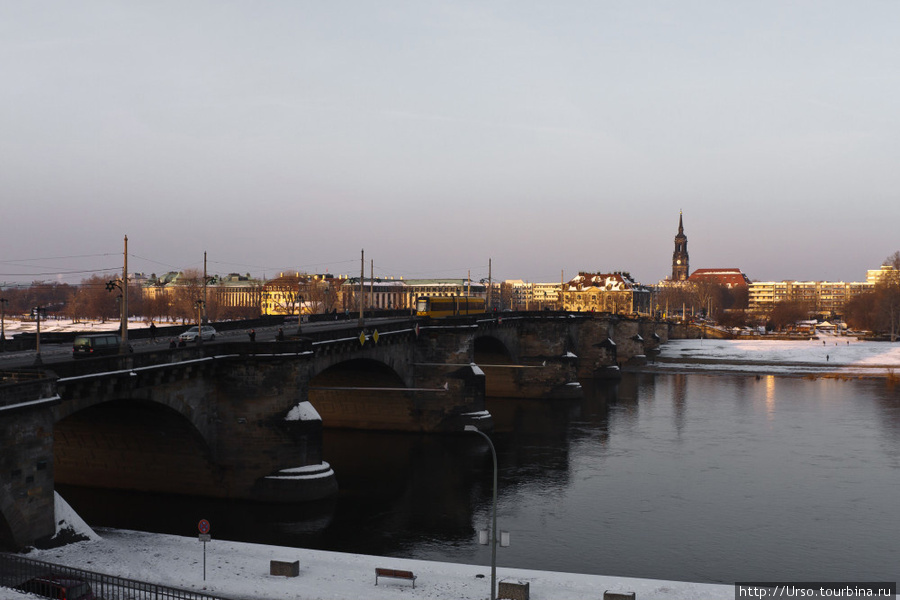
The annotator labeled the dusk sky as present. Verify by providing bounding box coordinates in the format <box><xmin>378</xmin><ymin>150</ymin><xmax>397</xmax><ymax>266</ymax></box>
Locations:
<box><xmin>2</xmin><ymin>2</ymin><xmax>898</xmax><ymax>287</ymax></box>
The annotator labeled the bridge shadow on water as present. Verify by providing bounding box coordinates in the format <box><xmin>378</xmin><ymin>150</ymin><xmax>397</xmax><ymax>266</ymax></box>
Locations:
<box><xmin>56</xmin><ymin>379</ymin><xmax>624</xmax><ymax>562</ymax></box>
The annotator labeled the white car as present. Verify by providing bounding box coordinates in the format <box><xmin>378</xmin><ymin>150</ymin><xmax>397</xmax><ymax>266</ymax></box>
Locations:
<box><xmin>178</xmin><ymin>326</ymin><xmax>217</xmax><ymax>342</ymax></box>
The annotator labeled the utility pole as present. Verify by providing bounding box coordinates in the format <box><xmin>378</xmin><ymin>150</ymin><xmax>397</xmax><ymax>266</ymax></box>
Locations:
<box><xmin>0</xmin><ymin>297</ymin><xmax>7</xmax><ymax>352</ymax></box>
<box><xmin>33</xmin><ymin>306</ymin><xmax>45</xmax><ymax>366</ymax></box>
<box><xmin>121</xmin><ymin>236</ymin><xmax>128</xmax><ymax>353</ymax></box>
<box><xmin>561</xmin><ymin>269</ymin><xmax>564</xmax><ymax>311</ymax></box>
<box><xmin>203</xmin><ymin>251</ymin><xmax>208</xmax><ymax>323</ymax></box>
<box><xmin>370</xmin><ymin>259</ymin><xmax>374</xmax><ymax>310</ymax></box>
<box><xmin>488</xmin><ymin>259</ymin><xmax>492</xmax><ymax>310</ymax></box>
<box><xmin>358</xmin><ymin>249</ymin><xmax>364</xmax><ymax>327</ymax></box>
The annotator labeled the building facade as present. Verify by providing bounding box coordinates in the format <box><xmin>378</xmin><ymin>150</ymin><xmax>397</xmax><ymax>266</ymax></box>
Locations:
<box><xmin>560</xmin><ymin>272</ymin><xmax>651</xmax><ymax>315</ymax></box>
<box><xmin>748</xmin><ymin>276</ymin><xmax>881</xmax><ymax>315</ymax></box>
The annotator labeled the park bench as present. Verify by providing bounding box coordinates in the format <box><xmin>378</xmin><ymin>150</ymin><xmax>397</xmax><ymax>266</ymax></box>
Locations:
<box><xmin>375</xmin><ymin>567</ymin><xmax>417</xmax><ymax>588</ymax></box>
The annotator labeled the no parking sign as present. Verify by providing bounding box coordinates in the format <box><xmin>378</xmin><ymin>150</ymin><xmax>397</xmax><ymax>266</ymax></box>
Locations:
<box><xmin>198</xmin><ymin>519</ymin><xmax>211</xmax><ymax>580</ymax></box>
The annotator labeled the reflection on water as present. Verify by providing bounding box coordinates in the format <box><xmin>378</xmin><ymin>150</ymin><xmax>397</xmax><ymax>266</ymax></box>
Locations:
<box><xmin>60</xmin><ymin>373</ymin><xmax>900</xmax><ymax>585</ymax></box>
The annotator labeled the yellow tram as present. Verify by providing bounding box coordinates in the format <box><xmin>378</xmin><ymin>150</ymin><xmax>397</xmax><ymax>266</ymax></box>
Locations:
<box><xmin>416</xmin><ymin>296</ymin><xmax>486</xmax><ymax>318</ymax></box>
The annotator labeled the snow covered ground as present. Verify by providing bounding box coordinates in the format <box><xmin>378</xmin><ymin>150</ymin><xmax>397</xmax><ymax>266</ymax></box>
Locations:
<box><xmin>0</xmin><ymin>318</ymin><xmax>150</xmax><ymax>337</ymax></box>
<box><xmin>651</xmin><ymin>332</ymin><xmax>900</xmax><ymax>377</ymax></box>
<box><xmin>0</xmin><ymin>495</ymin><xmax>733</xmax><ymax>600</ymax></box>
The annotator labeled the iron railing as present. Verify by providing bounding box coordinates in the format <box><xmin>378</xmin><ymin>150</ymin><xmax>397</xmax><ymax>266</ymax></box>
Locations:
<box><xmin>0</xmin><ymin>553</ymin><xmax>231</xmax><ymax>600</ymax></box>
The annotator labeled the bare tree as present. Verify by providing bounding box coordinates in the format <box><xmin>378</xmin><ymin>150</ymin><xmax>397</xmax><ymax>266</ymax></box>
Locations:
<box><xmin>885</xmin><ymin>251</ymin><xmax>900</xmax><ymax>270</ymax></box>
<box><xmin>876</xmin><ymin>280</ymin><xmax>900</xmax><ymax>341</ymax></box>
<box><xmin>768</xmin><ymin>300</ymin><xmax>811</xmax><ymax>332</ymax></box>
<box><xmin>67</xmin><ymin>275</ymin><xmax>119</xmax><ymax>322</ymax></box>
<box><xmin>302</xmin><ymin>279</ymin><xmax>342</xmax><ymax>314</ymax></box>
<box><xmin>171</xmin><ymin>269</ymin><xmax>204</xmax><ymax>323</ymax></box>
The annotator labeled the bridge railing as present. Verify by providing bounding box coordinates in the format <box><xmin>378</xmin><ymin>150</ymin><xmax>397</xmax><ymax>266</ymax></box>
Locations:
<box><xmin>0</xmin><ymin>553</ymin><xmax>230</xmax><ymax>600</ymax></box>
<box><xmin>0</xmin><ymin>375</ymin><xmax>57</xmax><ymax>410</ymax></box>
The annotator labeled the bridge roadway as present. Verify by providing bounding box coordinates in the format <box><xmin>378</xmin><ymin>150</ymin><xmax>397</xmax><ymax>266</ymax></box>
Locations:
<box><xmin>0</xmin><ymin>316</ymin><xmax>409</xmax><ymax>369</ymax></box>
<box><xmin>0</xmin><ymin>312</ymin><xmax>669</xmax><ymax>551</ymax></box>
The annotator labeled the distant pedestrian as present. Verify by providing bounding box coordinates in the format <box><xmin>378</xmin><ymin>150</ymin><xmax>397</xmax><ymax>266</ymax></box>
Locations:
<box><xmin>169</xmin><ymin>338</ymin><xmax>177</xmax><ymax>349</ymax></box>
<box><xmin>149</xmin><ymin>322</ymin><xmax>157</xmax><ymax>343</ymax></box>
<box><xmin>276</xmin><ymin>327</ymin><xmax>284</xmax><ymax>342</ymax></box>
<box><xmin>249</xmin><ymin>329</ymin><xmax>256</xmax><ymax>342</ymax></box>
<box><xmin>826</xmin><ymin>355</ymin><xmax>829</xmax><ymax>361</ymax></box>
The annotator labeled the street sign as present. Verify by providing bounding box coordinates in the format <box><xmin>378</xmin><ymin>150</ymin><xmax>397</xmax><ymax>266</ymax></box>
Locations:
<box><xmin>197</xmin><ymin>520</ymin><xmax>211</xmax><ymax>582</ymax></box>
<box><xmin>358</xmin><ymin>331</ymin><xmax>366</xmax><ymax>346</ymax></box>
<box><xmin>372</xmin><ymin>330</ymin><xmax>379</xmax><ymax>344</ymax></box>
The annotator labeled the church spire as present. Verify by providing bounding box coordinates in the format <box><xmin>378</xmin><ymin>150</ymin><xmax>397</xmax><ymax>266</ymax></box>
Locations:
<box><xmin>672</xmin><ymin>212</ymin><xmax>689</xmax><ymax>281</ymax></box>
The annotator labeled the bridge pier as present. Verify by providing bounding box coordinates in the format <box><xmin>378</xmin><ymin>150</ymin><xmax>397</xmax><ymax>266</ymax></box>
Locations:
<box><xmin>0</xmin><ymin>377</ymin><xmax>58</xmax><ymax>551</ymax></box>
<box><xmin>475</xmin><ymin>317</ymin><xmax>583</xmax><ymax>400</ymax></box>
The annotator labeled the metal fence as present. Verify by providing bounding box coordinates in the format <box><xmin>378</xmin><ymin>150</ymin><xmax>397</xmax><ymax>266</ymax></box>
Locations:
<box><xmin>0</xmin><ymin>553</ymin><xmax>230</xmax><ymax>600</ymax></box>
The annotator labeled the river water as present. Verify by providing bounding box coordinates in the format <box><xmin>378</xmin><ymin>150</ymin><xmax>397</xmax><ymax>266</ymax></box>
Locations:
<box><xmin>60</xmin><ymin>372</ymin><xmax>900</xmax><ymax>585</ymax></box>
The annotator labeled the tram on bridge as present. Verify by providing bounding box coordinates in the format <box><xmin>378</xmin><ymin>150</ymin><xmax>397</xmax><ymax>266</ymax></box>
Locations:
<box><xmin>415</xmin><ymin>295</ymin><xmax>486</xmax><ymax>318</ymax></box>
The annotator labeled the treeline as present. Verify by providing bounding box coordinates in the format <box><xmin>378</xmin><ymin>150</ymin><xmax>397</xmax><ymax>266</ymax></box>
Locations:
<box><xmin>0</xmin><ymin>274</ymin><xmax>260</xmax><ymax>324</ymax></box>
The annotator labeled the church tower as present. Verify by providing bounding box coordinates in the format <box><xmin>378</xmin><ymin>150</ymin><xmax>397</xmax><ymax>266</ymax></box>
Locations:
<box><xmin>672</xmin><ymin>212</ymin><xmax>689</xmax><ymax>281</ymax></box>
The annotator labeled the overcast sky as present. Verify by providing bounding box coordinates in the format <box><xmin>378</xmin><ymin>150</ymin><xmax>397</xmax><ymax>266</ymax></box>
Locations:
<box><xmin>1</xmin><ymin>1</ymin><xmax>898</xmax><ymax>287</ymax></box>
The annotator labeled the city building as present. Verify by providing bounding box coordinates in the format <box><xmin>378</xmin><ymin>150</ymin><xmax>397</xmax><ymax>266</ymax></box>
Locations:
<box><xmin>748</xmin><ymin>276</ymin><xmax>880</xmax><ymax>315</ymax></box>
<box><xmin>559</xmin><ymin>272</ymin><xmax>651</xmax><ymax>315</ymax></box>
<box><xmin>688</xmin><ymin>268</ymin><xmax>751</xmax><ymax>288</ymax></box>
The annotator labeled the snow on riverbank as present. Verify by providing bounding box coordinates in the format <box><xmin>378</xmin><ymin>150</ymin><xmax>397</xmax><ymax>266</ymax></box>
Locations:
<box><xmin>10</xmin><ymin>494</ymin><xmax>734</xmax><ymax>600</ymax></box>
<box><xmin>21</xmin><ymin>529</ymin><xmax>737</xmax><ymax>600</ymax></box>
<box><xmin>653</xmin><ymin>334</ymin><xmax>900</xmax><ymax>376</ymax></box>
<box><xmin>0</xmin><ymin>318</ymin><xmax>153</xmax><ymax>337</ymax></box>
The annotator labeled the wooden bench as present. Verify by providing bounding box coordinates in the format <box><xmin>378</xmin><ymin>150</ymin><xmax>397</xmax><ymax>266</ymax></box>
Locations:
<box><xmin>375</xmin><ymin>567</ymin><xmax>417</xmax><ymax>588</ymax></box>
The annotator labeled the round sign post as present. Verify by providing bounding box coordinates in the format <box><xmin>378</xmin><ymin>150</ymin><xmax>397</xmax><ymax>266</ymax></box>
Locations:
<box><xmin>198</xmin><ymin>520</ymin><xmax>211</xmax><ymax>580</ymax></box>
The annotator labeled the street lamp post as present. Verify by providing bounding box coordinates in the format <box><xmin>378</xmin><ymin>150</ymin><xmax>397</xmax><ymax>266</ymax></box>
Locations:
<box><xmin>195</xmin><ymin>300</ymin><xmax>205</xmax><ymax>345</ymax></box>
<box><xmin>32</xmin><ymin>306</ymin><xmax>45</xmax><ymax>366</ymax></box>
<box><xmin>106</xmin><ymin>278</ymin><xmax>128</xmax><ymax>354</ymax></box>
<box><xmin>464</xmin><ymin>425</ymin><xmax>498</xmax><ymax>600</ymax></box>
<box><xmin>0</xmin><ymin>297</ymin><xmax>8</xmax><ymax>352</ymax></box>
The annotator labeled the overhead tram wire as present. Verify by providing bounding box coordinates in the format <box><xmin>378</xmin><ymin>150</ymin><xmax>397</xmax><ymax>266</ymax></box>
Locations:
<box><xmin>207</xmin><ymin>257</ymin><xmax>359</xmax><ymax>274</ymax></box>
<box><xmin>0</xmin><ymin>252</ymin><xmax>118</xmax><ymax>265</ymax></box>
<box><xmin>0</xmin><ymin>267</ymin><xmax>120</xmax><ymax>278</ymax></box>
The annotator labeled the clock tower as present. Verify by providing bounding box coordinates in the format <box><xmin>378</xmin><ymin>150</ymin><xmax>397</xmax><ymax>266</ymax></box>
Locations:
<box><xmin>672</xmin><ymin>212</ymin><xmax>689</xmax><ymax>281</ymax></box>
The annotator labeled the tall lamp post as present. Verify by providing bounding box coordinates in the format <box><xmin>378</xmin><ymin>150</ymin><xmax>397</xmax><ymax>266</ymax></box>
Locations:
<box><xmin>464</xmin><ymin>425</ymin><xmax>498</xmax><ymax>600</ymax></box>
<box><xmin>0</xmin><ymin>297</ymin><xmax>8</xmax><ymax>352</ymax></box>
<box><xmin>32</xmin><ymin>306</ymin><xmax>45</xmax><ymax>366</ymax></box>
<box><xmin>106</xmin><ymin>278</ymin><xmax>128</xmax><ymax>354</ymax></box>
<box><xmin>194</xmin><ymin>300</ymin><xmax>205</xmax><ymax>346</ymax></box>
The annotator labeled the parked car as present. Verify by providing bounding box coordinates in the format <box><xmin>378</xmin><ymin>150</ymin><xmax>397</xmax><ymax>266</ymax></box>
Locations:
<box><xmin>178</xmin><ymin>325</ymin><xmax>217</xmax><ymax>342</ymax></box>
<box><xmin>17</xmin><ymin>575</ymin><xmax>95</xmax><ymax>600</ymax></box>
<box><xmin>72</xmin><ymin>333</ymin><xmax>127</xmax><ymax>358</ymax></box>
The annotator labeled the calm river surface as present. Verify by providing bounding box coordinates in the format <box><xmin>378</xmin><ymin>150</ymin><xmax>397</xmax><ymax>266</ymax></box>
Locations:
<box><xmin>61</xmin><ymin>372</ymin><xmax>900</xmax><ymax>585</ymax></box>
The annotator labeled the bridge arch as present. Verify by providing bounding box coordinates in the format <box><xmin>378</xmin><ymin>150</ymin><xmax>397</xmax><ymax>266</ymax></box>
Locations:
<box><xmin>309</xmin><ymin>357</ymin><xmax>407</xmax><ymax>388</ymax></box>
<box><xmin>308</xmin><ymin>358</ymin><xmax>425</xmax><ymax>431</ymax></box>
<box><xmin>53</xmin><ymin>399</ymin><xmax>221</xmax><ymax>497</ymax></box>
<box><xmin>474</xmin><ymin>334</ymin><xmax>516</xmax><ymax>365</ymax></box>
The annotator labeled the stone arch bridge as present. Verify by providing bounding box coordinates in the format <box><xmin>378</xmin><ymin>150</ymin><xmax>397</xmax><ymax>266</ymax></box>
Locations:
<box><xmin>0</xmin><ymin>313</ymin><xmax>667</xmax><ymax>550</ymax></box>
